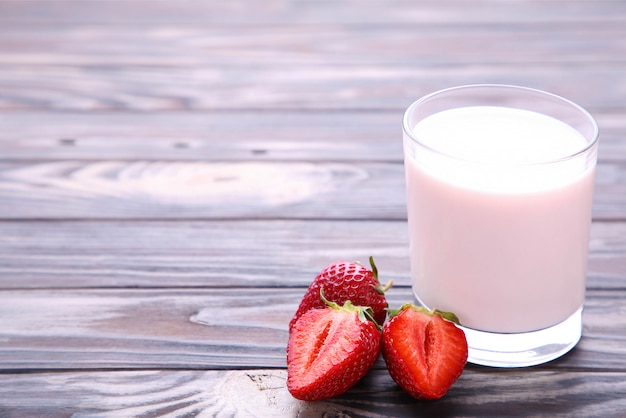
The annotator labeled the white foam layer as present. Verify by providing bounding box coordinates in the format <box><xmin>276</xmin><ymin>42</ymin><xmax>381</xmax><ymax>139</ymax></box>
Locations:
<box><xmin>408</xmin><ymin>106</ymin><xmax>591</xmax><ymax>193</ymax></box>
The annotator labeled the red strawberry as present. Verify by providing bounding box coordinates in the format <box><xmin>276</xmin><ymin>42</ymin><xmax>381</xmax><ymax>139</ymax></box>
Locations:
<box><xmin>286</xmin><ymin>297</ymin><xmax>381</xmax><ymax>401</ymax></box>
<box><xmin>381</xmin><ymin>304</ymin><xmax>467</xmax><ymax>400</ymax></box>
<box><xmin>289</xmin><ymin>257</ymin><xmax>392</xmax><ymax>330</ymax></box>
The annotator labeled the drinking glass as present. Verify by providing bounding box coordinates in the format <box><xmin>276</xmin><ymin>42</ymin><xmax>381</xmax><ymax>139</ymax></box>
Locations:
<box><xmin>402</xmin><ymin>85</ymin><xmax>599</xmax><ymax>367</ymax></box>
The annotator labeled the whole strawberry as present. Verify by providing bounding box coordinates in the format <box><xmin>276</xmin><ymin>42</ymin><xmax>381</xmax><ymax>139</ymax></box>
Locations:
<box><xmin>289</xmin><ymin>257</ymin><xmax>392</xmax><ymax>330</ymax></box>
<box><xmin>382</xmin><ymin>304</ymin><xmax>467</xmax><ymax>400</ymax></box>
<box><xmin>287</xmin><ymin>297</ymin><xmax>381</xmax><ymax>401</ymax></box>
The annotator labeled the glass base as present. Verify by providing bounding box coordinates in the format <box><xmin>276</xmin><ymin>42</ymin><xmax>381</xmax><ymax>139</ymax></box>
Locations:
<box><xmin>461</xmin><ymin>307</ymin><xmax>583</xmax><ymax>367</ymax></box>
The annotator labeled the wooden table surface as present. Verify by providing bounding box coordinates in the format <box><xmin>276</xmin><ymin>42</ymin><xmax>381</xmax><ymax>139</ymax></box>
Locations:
<box><xmin>1</xmin><ymin>1</ymin><xmax>626</xmax><ymax>417</ymax></box>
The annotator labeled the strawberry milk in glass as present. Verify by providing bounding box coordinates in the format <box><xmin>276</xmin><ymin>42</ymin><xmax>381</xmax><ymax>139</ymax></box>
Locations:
<box><xmin>402</xmin><ymin>85</ymin><xmax>599</xmax><ymax>367</ymax></box>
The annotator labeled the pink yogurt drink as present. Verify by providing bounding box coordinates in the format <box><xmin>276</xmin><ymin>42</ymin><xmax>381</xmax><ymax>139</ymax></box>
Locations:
<box><xmin>403</xmin><ymin>85</ymin><xmax>599</xmax><ymax>367</ymax></box>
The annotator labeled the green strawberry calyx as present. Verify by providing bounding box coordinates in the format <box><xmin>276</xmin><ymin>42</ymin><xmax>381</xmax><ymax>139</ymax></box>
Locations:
<box><xmin>387</xmin><ymin>303</ymin><xmax>461</xmax><ymax>326</ymax></box>
<box><xmin>368</xmin><ymin>256</ymin><xmax>394</xmax><ymax>294</ymax></box>
<box><xmin>320</xmin><ymin>287</ymin><xmax>381</xmax><ymax>329</ymax></box>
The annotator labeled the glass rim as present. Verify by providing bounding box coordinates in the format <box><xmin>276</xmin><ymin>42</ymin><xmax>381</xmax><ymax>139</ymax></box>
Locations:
<box><xmin>402</xmin><ymin>84</ymin><xmax>600</xmax><ymax>167</ymax></box>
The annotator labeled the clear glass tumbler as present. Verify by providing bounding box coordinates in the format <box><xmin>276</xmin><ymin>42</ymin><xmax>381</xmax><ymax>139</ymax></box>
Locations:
<box><xmin>402</xmin><ymin>85</ymin><xmax>599</xmax><ymax>367</ymax></box>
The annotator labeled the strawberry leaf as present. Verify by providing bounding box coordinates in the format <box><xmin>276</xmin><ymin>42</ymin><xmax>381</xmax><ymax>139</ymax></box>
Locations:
<box><xmin>433</xmin><ymin>309</ymin><xmax>461</xmax><ymax>325</ymax></box>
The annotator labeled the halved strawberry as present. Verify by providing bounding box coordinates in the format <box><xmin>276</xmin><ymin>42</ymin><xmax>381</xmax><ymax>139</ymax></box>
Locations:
<box><xmin>289</xmin><ymin>257</ymin><xmax>392</xmax><ymax>331</ymax></box>
<box><xmin>286</xmin><ymin>297</ymin><xmax>381</xmax><ymax>401</ymax></box>
<box><xmin>381</xmin><ymin>304</ymin><xmax>467</xmax><ymax>400</ymax></box>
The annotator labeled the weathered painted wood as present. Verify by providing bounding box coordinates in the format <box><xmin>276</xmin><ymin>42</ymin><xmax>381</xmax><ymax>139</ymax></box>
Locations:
<box><xmin>0</xmin><ymin>368</ymin><xmax>625</xmax><ymax>418</ymax></box>
<box><xmin>0</xmin><ymin>1</ymin><xmax>624</xmax><ymax>415</ymax></box>
<box><xmin>0</xmin><ymin>160</ymin><xmax>406</xmax><ymax>219</ymax></box>
<box><xmin>0</xmin><ymin>288</ymin><xmax>623</xmax><ymax>371</ymax></box>
<box><xmin>0</xmin><ymin>220</ymin><xmax>410</xmax><ymax>289</ymax></box>
<box><xmin>0</xmin><ymin>19</ymin><xmax>624</xmax><ymax>66</ymax></box>
<box><xmin>0</xmin><ymin>220</ymin><xmax>623</xmax><ymax>290</ymax></box>
<box><xmin>0</xmin><ymin>8</ymin><xmax>624</xmax><ymax>112</ymax></box>
<box><xmin>0</xmin><ymin>160</ymin><xmax>623</xmax><ymax>220</ymax></box>
<box><xmin>0</xmin><ymin>65</ymin><xmax>624</xmax><ymax>112</ymax></box>
<box><xmin>0</xmin><ymin>111</ymin><xmax>405</xmax><ymax>162</ymax></box>
<box><xmin>2</xmin><ymin>0</ymin><xmax>625</xmax><ymax>25</ymax></box>
<box><xmin>0</xmin><ymin>111</ymin><xmax>623</xmax><ymax>162</ymax></box>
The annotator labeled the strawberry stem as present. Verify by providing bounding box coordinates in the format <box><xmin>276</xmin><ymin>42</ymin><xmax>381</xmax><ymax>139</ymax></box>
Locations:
<box><xmin>381</xmin><ymin>279</ymin><xmax>394</xmax><ymax>292</ymax></box>
<box><xmin>319</xmin><ymin>287</ymin><xmax>341</xmax><ymax>310</ymax></box>
<box><xmin>368</xmin><ymin>256</ymin><xmax>393</xmax><ymax>294</ymax></box>
<box><xmin>369</xmin><ymin>256</ymin><xmax>378</xmax><ymax>280</ymax></box>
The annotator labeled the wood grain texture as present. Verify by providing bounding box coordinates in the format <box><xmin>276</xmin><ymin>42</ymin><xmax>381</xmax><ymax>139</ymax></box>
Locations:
<box><xmin>0</xmin><ymin>65</ymin><xmax>625</xmax><ymax>112</ymax></box>
<box><xmin>0</xmin><ymin>112</ymin><xmax>404</xmax><ymax>162</ymax></box>
<box><xmin>1</xmin><ymin>0</ymin><xmax>625</xmax><ymax>415</ymax></box>
<box><xmin>0</xmin><ymin>4</ymin><xmax>625</xmax><ymax>113</ymax></box>
<box><xmin>2</xmin><ymin>0</ymin><xmax>625</xmax><ymax>25</ymax></box>
<box><xmin>1</xmin><ymin>369</ymin><xmax>625</xmax><ymax>418</ymax></box>
<box><xmin>0</xmin><ymin>111</ymin><xmax>624</xmax><ymax>162</ymax></box>
<box><xmin>0</xmin><ymin>288</ymin><xmax>624</xmax><ymax>371</ymax></box>
<box><xmin>0</xmin><ymin>220</ymin><xmax>623</xmax><ymax>290</ymax></box>
<box><xmin>0</xmin><ymin>160</ymin><xmax>624</xmax><ymax>220</ymax></box>
<box><xmin>0</xmin><ymin>160</ymin><xmax>405</xmax><ymax>219</ymax></box>
<box><xmin>0</xmin><ymin>19</ymin><xmax>624</xmax><ymax>67</ymax></box>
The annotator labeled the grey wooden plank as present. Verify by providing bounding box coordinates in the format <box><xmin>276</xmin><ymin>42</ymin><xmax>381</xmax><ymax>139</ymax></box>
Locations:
<box><xmin>0</xmin><ymin>288</ymin><xmax>290</xmax><ymax>371</ymax></box>
<box><xmin>0</xmin><ymin>368</ymin><xmax>625</xmax><ymax>418</ymax></box>
<box><xmin>0</xmin><ymin>111</ymin><xmax>404</xmax><ymax>162</ymax></box>
<box><xmin>0</xmin><ymin>65</ymin><xmax>624</xmax><ymax>112</ymax></box>
<box><xmin>0</xmin><ymin>1</ymin><xmax>621</xmax><ymax>416</ymax></box>
<box><xmin>0</xmin><ymin>111</ymin><xmax>623</xmax><ymax>162</ymax></box>
<box><xmin>0</xmin><ymin>287</ymin><xmax>623</xmax><ymax>371</ymax></box>
<box><xmin>0</xmin><ymin>220</ymin><xmax>623</xmax><ymax>290</ymax></box>
<box><xmin>0</xmin><ymin>160</ymin><xmax>622</xmax><ymax>220</ymax></box>
<box><xmin>1</xmin><ymin>0</ymin><xmax>625</xmax><ymax>25</ymax></box>
<box><xmin>1</xmin><ymin>25</ymin><xmax>624</xmax><ymax>67</ymax></box>
<box><xmin>0</xmin><ymin>160</ymin><xmax>406</xmax><ymax>219</ymax></box>
<box><xmin>0</xmin><ymin>220</ymin><xmax>410</xmax><ymax>289</ymax></box>
<box><xmin>0</xmin><ymin>6</ymin><xmax>624</xmax><ymax>112</ymax></box>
